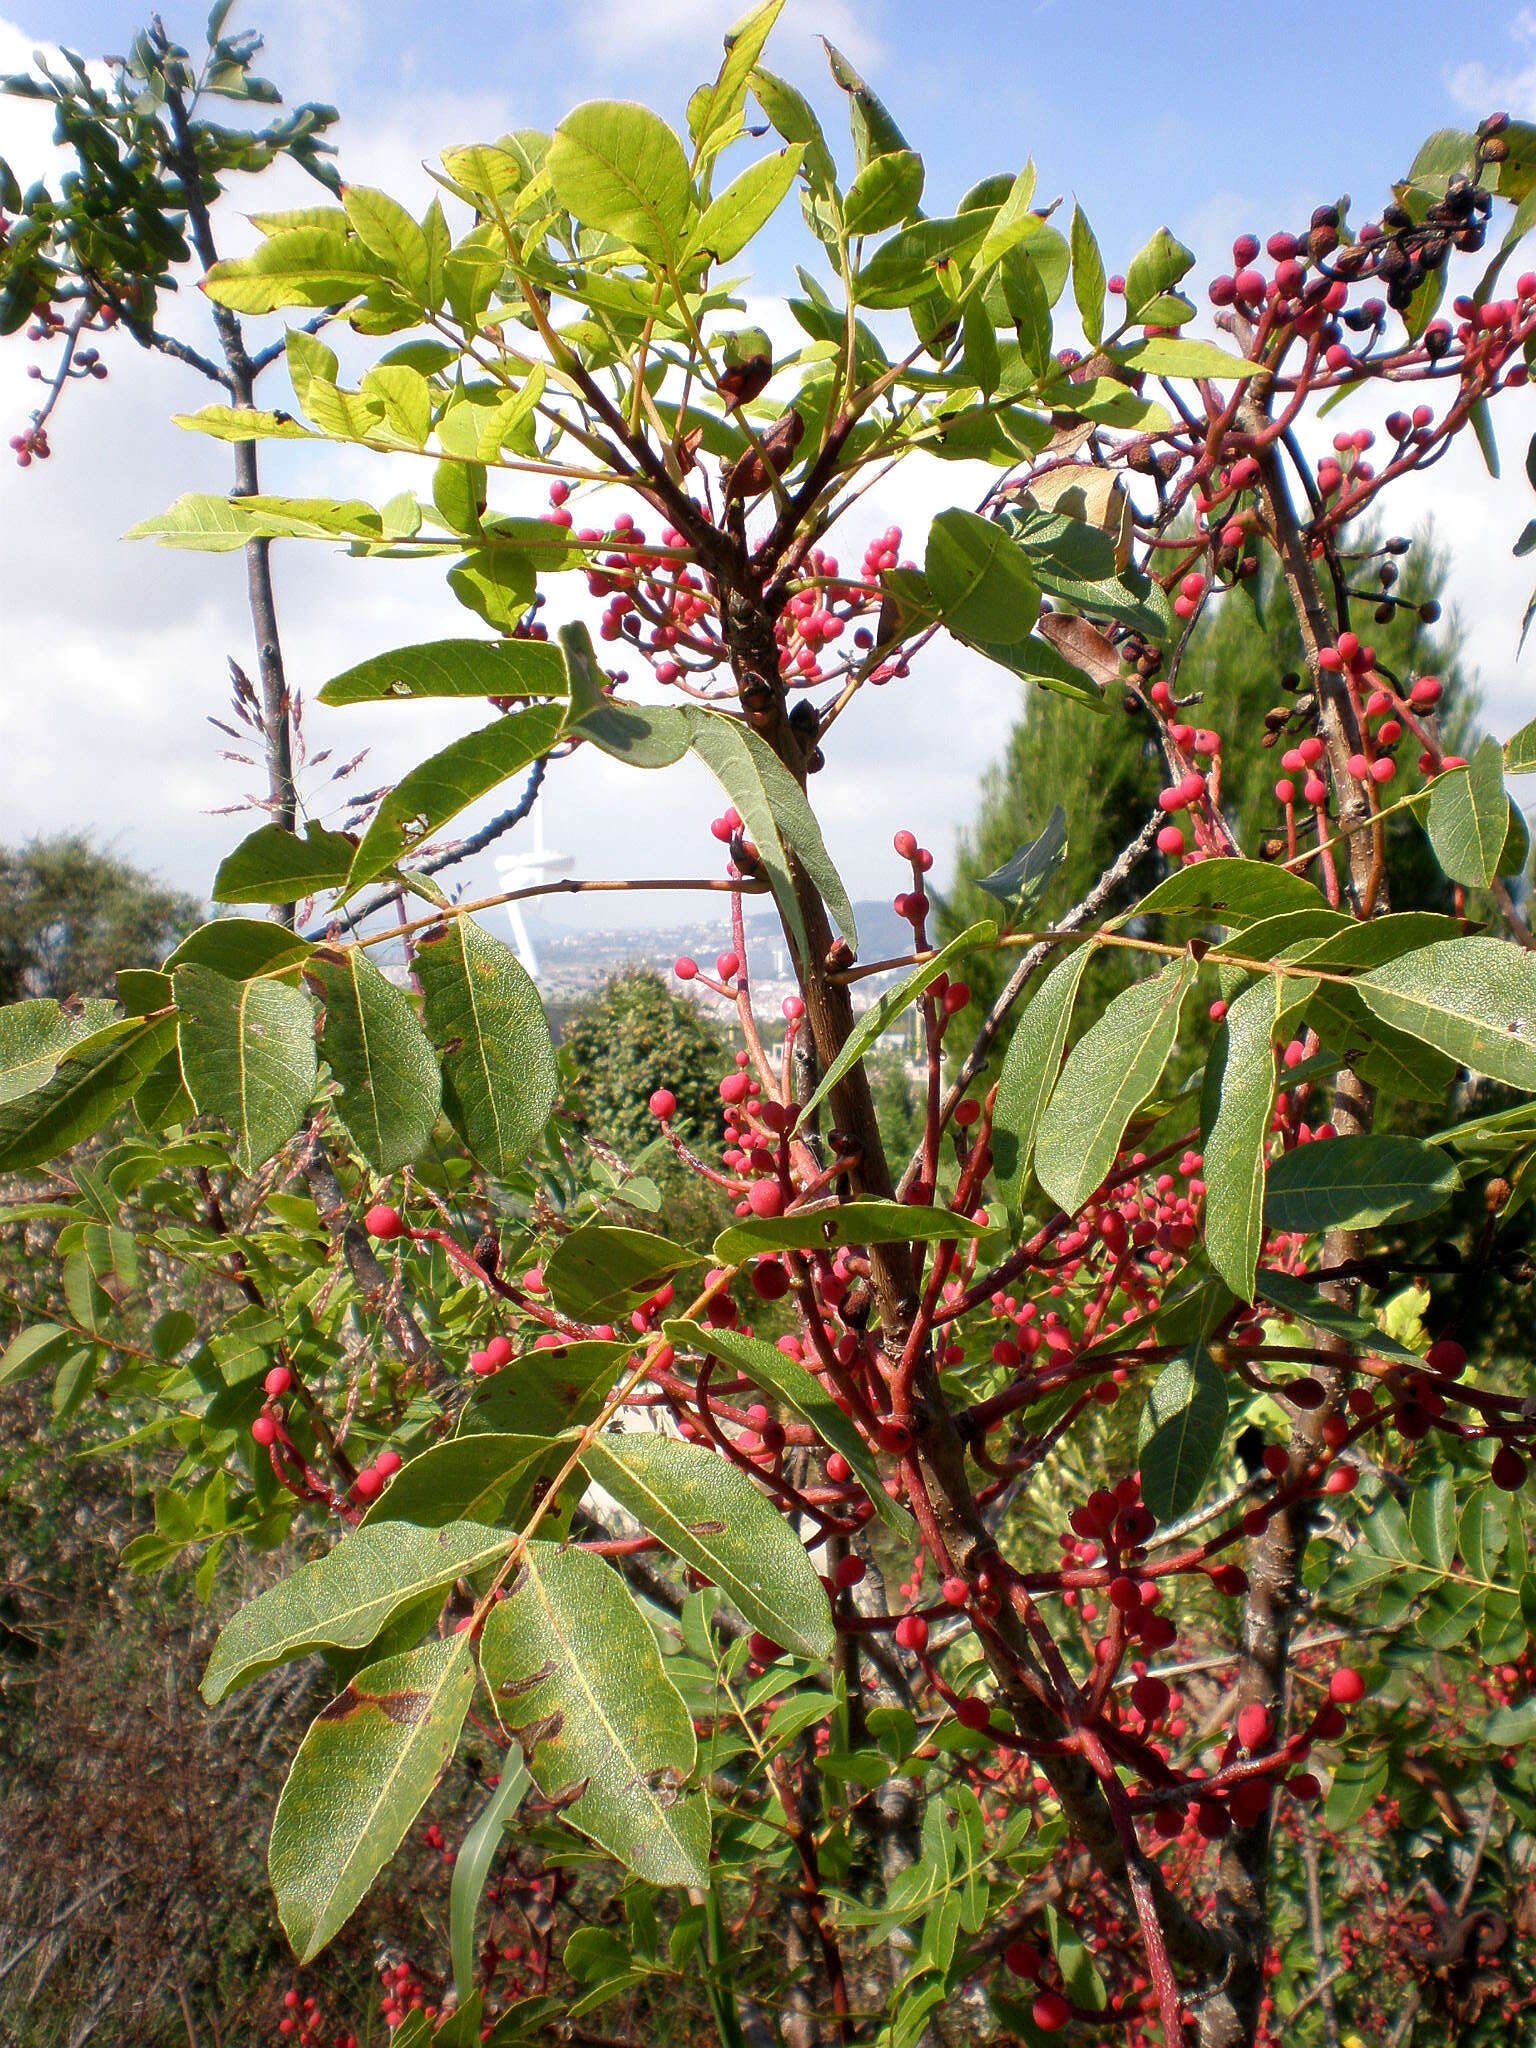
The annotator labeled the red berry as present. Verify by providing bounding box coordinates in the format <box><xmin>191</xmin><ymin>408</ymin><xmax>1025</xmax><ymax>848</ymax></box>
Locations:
<box><xmin>1032</xmin><ymin>1990</ymin><xmax>1071</xmax><ymax>2031</ymax></box>
<box><xmin>353</xmin><ymin>1467</ymin><xmax>383</xmax><ymax>1501</ymax></box>
<box><xmin>1003</xmin><ymin>1939</ymin><xmax>1041</xmax><ymax>1978</ymax></box>
<box><xmin>1492</xmin><ymin>1444</ymin><xmax>1527</xmax><ymax>1492</ymax></box>
<box><xmin>747</xmin><ymin>1178</ymin><xmax>784</xmax><ymax>1218</ymax></box>
<box><xmin>826</xmin><ymin>1452</ymin><xmax>852</xmax><ymax>1483</ymax></box>
<box><xmin>375</xmin><ymin>1448</ymin><xmax>403</xmax><ymax>1478</ymax></box>
<box><xmin>955</xmin><ymin>1696</ymin><xmax>991</xmax><ymax>1731</ymax></box>
<box><xmin>1237</xmin><ymin>1701</ymin><xmax>1273</xmax><ymax>1751</ymax></box>
<box><xmin>251</xmin><ymin>1414</ymin><xmax>277</xmax><ymax>1447</ymax></box>
<box><xmin>895</xmin><ymin>1614</ymin><xmax>929</xmax><ymax>1653</ymax></box>
<box><xmin>485</xmin><ymin>1334</ymin><xmax>514</xmax><ymax>1368</ymax></box>
<box><xmin>1328</xmin><ymin>1666</ymin><xmax>1365</xmax><ymax>1706</ymax></box>
<box><xmin>1132</xmin><ymin>1674</ymin><xmax>1170</xmax><ymax>1721</ymax></box>
<box><xmin>365</xmin><ymin>1203</ymin><xmax>404</xmax><ymax>1239</ymax></box>
<box><xmin>649</xmin><ymin>1088</ymin><xmax>676</xmax><ymax>1120</ymax></box>
<box><xmin>264</xmin><ymin>1365</ymin><xmax>292</xmax><ymax>1397</ymax></box>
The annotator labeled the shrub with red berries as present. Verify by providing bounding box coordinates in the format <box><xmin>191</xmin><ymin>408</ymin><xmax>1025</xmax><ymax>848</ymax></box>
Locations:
<box><xmin>4</xmin><ymin>21</ymin><xmax>1536</xmax><ymax>2048</ymax></box>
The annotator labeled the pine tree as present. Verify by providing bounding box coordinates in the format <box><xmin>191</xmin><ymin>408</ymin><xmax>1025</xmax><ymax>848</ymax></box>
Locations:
<box><xmin>939</xmin><ymin>525</ymin><xmax>1478</xmax><ymax>1024</ymax></box>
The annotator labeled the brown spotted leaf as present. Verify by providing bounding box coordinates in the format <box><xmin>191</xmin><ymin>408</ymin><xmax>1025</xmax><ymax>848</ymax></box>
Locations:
<box><xmin>269</xmin><ymin>1636</ymin><xmax>476</xmax><ymax>1960</ymax></box>
<box><xmin>478</xmin><ymin>1543</ymin><xmax>707</xmax><ymax>1885</ymax></box>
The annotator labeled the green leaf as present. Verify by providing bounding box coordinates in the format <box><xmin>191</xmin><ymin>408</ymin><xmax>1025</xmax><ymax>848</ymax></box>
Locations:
<box><xmin>415</xmin><ymin>917</ymin><xmax>558</xmax><ymax>1176</ymax></box>
<box><xmin>448</xmin><ymin>549</ymin><xmax>536</xmax><ymax>632</ymax></box>
<box><xmin>342</xmin><ymin>186</ymin><xmax>430</xmax><ymax>298</ymax></box>
<box><xmin>1138</xmin><ymin>1345</ymin><xmax>1228</xmax><ymax>1522</ymax></box>
<box><xmin>543</xmin><ymin>1222</ymin><xmax>701</xmax><ymax>1320</ymax></box>
<box><xmin>1505</xmin><ymin>713</ymin><xmax>1536</xmax><ymax>776</ymax></box>
<box><xmin>269</xmin><ymin>1637</ymin><xmax>476</xmax><ymax>1961</ymax></box>
<box><xmin>974</xmin><ymin>165</ymin><xmax>1043</xmax><ymax>271</ymax></box>
<box><xmin>307</xmin><ymin>949</ymin><xmax>441</xmax><ymax>1171</ymax></box>
<box><xmin>167</xmin><ymin>917</ymin><xmax>312</xmax><ymax>980</ymax></box>
<box><xmin>172</xmin><ymin>965</ymin><xmax>317</xmax><ymax>1173</ymax></box>
<box><xmin>683</xmin><ymin>709</ymin><xmax>857</xmax><ymax>960</ymax></box>
<box><xmin>750</xmin><ymin>66</ymin><xmax>838</xmax><ymax>199</ymax></box>
<box><xmin>1304</xmin><ymin>982</ymin><xmax>1457</xmax><ymax>1103</ymax></box>
<box><xmin>547</xmin><ymin>101</ymin><xmax>696</xmax><ymax>259</ymax></box>
<box><xmin>0</xmin><ymin>998</ymin><xmax>113</xmax><ymax>1107</ymax></box>
<box><xmin>1426</xmin><ymin>736</ymin><xmax>1508</xmax><ymax>888</ymax></box>
<box><xmin>689</xmin><ymin>0</ymin><xmax>786</xmax><ymax>161</ymax></box>
<box><xmin>562</xmin><ymin>620</ymin><xmax>690</xmax><ymax>768</ymax></box>
<box><xmin>479</xmin><ymin>1544</ymin><xmax>708</xmax><ymax>1884</ymax></box>
<box><xmin>664</xmin><ymin>1319</ymin><xmax>909</xmax><ymax>1534</ymax></box>
<box><xmin>0</xmin><ymin>1323</ymin><xmax>69</xmax><ymax>1387</ymax></box>
<box><xmin>1252</xmin><ymin>1267</ymin><xmax>1418</xmax><ymax>1362</ymax></box>
<box><xmin>1325</xmin><ymin>1751</ymin><xmax>1388</xmax><ymax>1826</ymax></box>
<box><xmin>1470</xmin><ymin>395</ymin><xmax>1500</xmax><ymax>478</ymax></box>
<box><xmin>976</xmin><ymin>806</ymin><xmax>1068</xmax><ymax>912</ymax></box>
<box><xmin>990</xmin><ymin>947</ymin><xmax>1091</xmax><ymax>1206</ymax></box>
<box><xmin>361</xmin><ymin>363</ymin><xmax>433</xmax><ymax>444</ymax></box>
<box><xmin>1202</xmin><ymin>978</ymin><xmax>1283</xmax><ymax>1300</ymax></box>
<box><xmin>202</xmin><ymin>1520</ymin><xmax>513</xmax><ymax>1704</ymax></box>
<box><xmin>823</xmin><ymin>40</ymin><xmax>908</xmax><ymax>170</ymax></box>
<box><xmin>843</xmin><ymin>149</ymin><xmax>925</xmax><ymax>236</ymax></box>
<box><xmin>1123</xmin><ymin>226</ymin><xmax>1194</xmax><ymax>317</ymax></box>
<box><xmin>796</xmin><ymin>921</ymin><xmax>995</xmax><ymax>1123</ymax></box>
<box><xmin>361</xmin><ymin>1434</ymin><xmax>572</xmax><ymax>1533</ymax></box>
<box><xmin>1128</xmin><ymin>858</ymin><xmax>1325</xmax><ymax>926</ymax></box>
<box><xmin>925</xmin><ymin>509</ymin><xmax>1041</xmax><ymax>645</ymax></box>
<box><xmin>451</xmin><ymin>1757</ymin><xmax>529</xmax><ymax>2005</ymax></box>
<box><xmin>856</xmin><ymin>212</ymin><xmax>994</xmax><ymax>307</ymax></box>
<box><xmin>465</xmin><ymin>1342</ymin><xmax>629</xmax><ymax>1440</ymax></box>
<box><xmin>1070</xmin><ymin>204</ymin><xmax>1106</xmax><ymax>345</ymax></box>
<box><xmin>1356</xmin><ymin>937</ymin><xmax>1536</xmax><ymax>1092</ymax></box>
<box><xmin>1262</xmin><ymin>1134</ymin><xmax>1461</xmax><ymax>1233</ymax></box>
<box><xmin>320</xmin><ymin>638</ymin><xmax>569</xmax><ymax>707</ymax></box>
<box><xmin>127</xmin><ymin>491</ymin><xmax>384</xmax><ymax>551</ymax></box>
<box><xmin>714</xmin><ymin>1199</ymin><xmax>983</xmax><ymax>1265</ymax></box>
<box><xmin>579</xmin><ymin>1432</ymin><xmax>833</xmax><ymax>1658</ymax></box>
<box><xmin>1034</xmin><ymin>959</ymin><xmax>1196</xmax><ymax>1215</ymax></box>
<box><xmin>687</xmin><ymin>145</ymin><xmax>801</xmax><ymax>263</ymax></box>
<box><xmin>213</xmin><ymin>822</ymin><xmax>357</xmax><ymax>904</ymax></box>
<box><xmin>1113</xmin><ymin>336</ymin><xmax>1255</xmax><ymax>381</ymax></box>
<box><xmin>202</xmin><ymin>226</ymin><xmax>379</xmax><ymax>312</ymax></box>
<box><xmin>962</xmin><ymin>296</ymin><xmax>1001</xmax><ymax>397</ymax></box>
<box><xmin>174</xmin><ymin>404</ymin><xmax>317</xmax><ymax>443</ymax></box>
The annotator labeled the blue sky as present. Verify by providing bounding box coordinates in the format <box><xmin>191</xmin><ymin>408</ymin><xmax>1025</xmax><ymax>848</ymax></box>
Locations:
<box><xmin>2</xmin><ymin>0</ymin><xmax>1535</xmax><ymax>935</ymax></box>
<box><xmin>21</xmin><ymin>0</ymin><xmax>1531</xmax><ymax>266</ymax></box>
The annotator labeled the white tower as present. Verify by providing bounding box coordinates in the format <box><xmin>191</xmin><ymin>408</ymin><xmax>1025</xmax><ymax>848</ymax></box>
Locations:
<box><xmin>493</xmin><ymin>793</ymin><xmax>572</xmax><ymax>981</ymax></box>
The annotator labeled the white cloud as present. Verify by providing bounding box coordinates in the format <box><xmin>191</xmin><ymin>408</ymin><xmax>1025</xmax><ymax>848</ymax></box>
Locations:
<box><xmin>1447</xmin><ymin>7</ymin><xmax>1536</xmax><ymax>117</ymax></box>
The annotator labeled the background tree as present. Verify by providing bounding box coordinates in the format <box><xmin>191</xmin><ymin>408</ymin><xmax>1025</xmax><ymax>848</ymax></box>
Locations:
<box><xmin>0</xmin><ymin>835</ymin><xmax>197</xmax><ymax>1003</ymax></box>
<box><xmin>940</xmin><ymin>529</ymin><xmax>1480</xmax><ymax>1021</ymax></box>
<box><xmin>562</xmin><ymin>967</ymin><xmax>727</xmax><ymax>1159</ymax></box>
